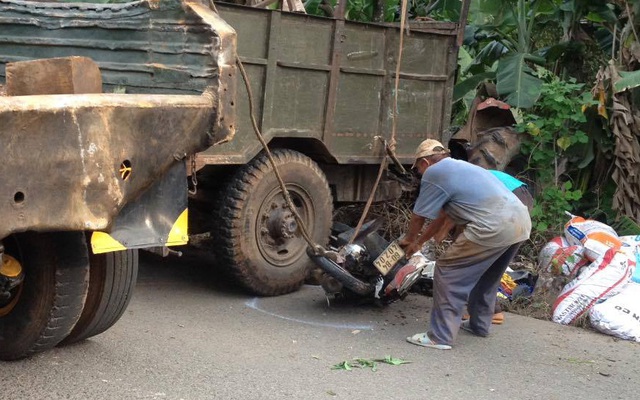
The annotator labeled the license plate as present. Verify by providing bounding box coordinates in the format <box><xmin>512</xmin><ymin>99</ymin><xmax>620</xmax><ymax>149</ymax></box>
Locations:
<box><xmin>373</xmin><ymin>241</ymin><xmax>405</xmax><ymax>275</ymax></box>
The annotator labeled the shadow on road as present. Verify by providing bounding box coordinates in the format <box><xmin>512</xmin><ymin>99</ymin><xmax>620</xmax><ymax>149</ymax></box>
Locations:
<box><xmin>137</xmin><ymin>246</ymin><xmax>246</xmax><ymax>297</ymax></box>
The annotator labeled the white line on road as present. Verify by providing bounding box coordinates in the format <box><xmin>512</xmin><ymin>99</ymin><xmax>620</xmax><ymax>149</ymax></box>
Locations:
<box><xmin>245</xmin><ymin>297</ymin><xmax>374</xmax><ymax>331</ymax></box>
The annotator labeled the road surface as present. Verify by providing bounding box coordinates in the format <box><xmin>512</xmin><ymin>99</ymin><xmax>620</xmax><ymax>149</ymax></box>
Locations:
<box><xmin>2</xmin><ymin>251</ymin><xmax>638</xmax><ymax>399</ymax></box>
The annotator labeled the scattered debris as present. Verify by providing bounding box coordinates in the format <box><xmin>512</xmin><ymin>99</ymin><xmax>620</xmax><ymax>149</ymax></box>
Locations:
<box><xmin>331</xmin><ymin>356</ymin><xmax>411</xmax><ymax>371</ymax></box>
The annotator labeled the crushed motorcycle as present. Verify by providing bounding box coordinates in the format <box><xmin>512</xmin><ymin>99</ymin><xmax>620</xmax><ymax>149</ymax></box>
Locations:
<box><xmin>308</xmin><ymin>220</ymin><xmax>436</xmax><ymax>305</ymax></box>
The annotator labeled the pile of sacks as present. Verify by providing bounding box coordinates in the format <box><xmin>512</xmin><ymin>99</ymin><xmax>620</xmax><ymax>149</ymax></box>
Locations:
<box><xmin>539</xmin><ymin>215</ymin><xmax>640</xmax><ymax>342</ymax></box>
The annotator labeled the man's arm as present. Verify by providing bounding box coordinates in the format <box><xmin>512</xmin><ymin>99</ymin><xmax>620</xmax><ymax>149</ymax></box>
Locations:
<box><xmin>399</xmin><ymin>213</ymin><xmax>426</xmax><ymax>246</ymax></box>
<box><xmin>401</xmin><ymin>210</ymin><xmax>448</xmax><ymax>255</ymax></box>
<box><xmin>433</xmin><ymin>214</ymin><xmax>456</xmax><ymax>244</ymax></box>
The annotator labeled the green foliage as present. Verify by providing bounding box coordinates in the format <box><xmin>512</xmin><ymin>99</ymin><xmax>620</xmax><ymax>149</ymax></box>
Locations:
<box><xmin>345</xmin><ymin>0</ymin><xmax>376</xmax><ymax>21</ymax></box>
<box><xmin>518</xmin><ymin>77</ymin><xmax>598</xmax><ymax>235</ymax></box>
<box><xmin>410</xmin><ymin>0</ymin><xmax>460</xmax><ymax>21</ymax></box>
<box><xmin>456</xmin><ymin>0</ymin><xmax>555</xmax><ymax>108</ymax></box>
<box><xmin>496</xmin><ymin>53</ymin><xmax>542</xmax><ymax>108</ymax></box>
<box><xmin>614</xmin><ymin>69</ymin><xmax>640</xmax><ymax>93</ymax></box>
<box><xmin>305</xmin><ymin>0</ymin><xmax>399</xmax><ymax>22</ymax></box>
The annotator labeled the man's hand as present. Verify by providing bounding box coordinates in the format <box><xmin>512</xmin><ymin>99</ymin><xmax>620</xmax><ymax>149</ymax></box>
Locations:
<box><xmin>398</xmin><ymin>236</ymin><xmax>412</xmax><ymax>248</ymax></box>
<box><xmin>398</xmin><ymin>237</ymin><xmax>420</xmax><ymax>256</ymax></box>
<box><xmin>404</xmin><ymin>241</ymin><xmax>421</xmax><ymax>256</ymax></box>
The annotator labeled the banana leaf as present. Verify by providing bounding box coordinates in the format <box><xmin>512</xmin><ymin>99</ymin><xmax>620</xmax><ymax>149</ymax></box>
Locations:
<box><xmin>496</xmin><ymin>53</ymin><xmax>543</xmax><ymax>108</ymax></box>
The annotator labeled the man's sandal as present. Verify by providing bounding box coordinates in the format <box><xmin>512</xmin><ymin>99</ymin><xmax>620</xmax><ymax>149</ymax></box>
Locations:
<box><xmin>406</xmin><ymin>333</ymin><xmax>452</xmax><ymax>350</ymax></box>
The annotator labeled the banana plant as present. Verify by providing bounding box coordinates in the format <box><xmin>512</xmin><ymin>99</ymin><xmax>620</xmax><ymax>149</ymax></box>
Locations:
<box><xmin>455</xmin><ymin>0</ymin><xmax>558</xmax><ymax>109</ymax></box>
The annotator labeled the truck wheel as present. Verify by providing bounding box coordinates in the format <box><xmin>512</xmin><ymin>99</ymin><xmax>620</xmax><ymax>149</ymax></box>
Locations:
<box><xmin>60</xmin><ymin>249</ymin><xmax>138</xmax><ymax>345</ymax></box>
<box><xmin>0</xmin><ymin>232</ymin><xmax>89</xmax><ymax>361</ymax></box>
<box><xmin>214</xmin><ymin>149</ymin><xmax>332</xmax><ymax>296</ymax></box>
<box><xmin>466</xmin><ymin>126</ymin><xmax>522</xmax><ymax>171</ymax></box>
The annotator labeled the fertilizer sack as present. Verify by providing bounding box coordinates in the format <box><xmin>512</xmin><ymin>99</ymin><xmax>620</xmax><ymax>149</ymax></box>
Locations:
<box><xmin>538</xmin><ymin>236</ymin><xmax>587</xmax><ymax>277</ymax></box>
<box><xmin>564</xmin><ymin>216</ymin><xmax>621</xmax><ymax>261</ymax></box>
<box><xmin>590</xmin><ymin>282</ymin><xmax>640</xmax><ymax>342</ymax></box>
<box><xmin>552</xmin><ymin>249</ymin><xmax>634</xmax><ymax>325</ymax></box>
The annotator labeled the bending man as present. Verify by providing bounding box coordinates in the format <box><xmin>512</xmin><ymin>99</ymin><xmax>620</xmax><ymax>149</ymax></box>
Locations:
<box><xmin>400</xmin><ymin>139</ymin><xmax>531</xmax><ymax>350</ymax></box>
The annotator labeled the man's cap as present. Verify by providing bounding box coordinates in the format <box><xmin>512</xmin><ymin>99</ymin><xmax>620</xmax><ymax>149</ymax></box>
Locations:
<box><xmin>412</xmin><ymin>139</ymin><xmax>449</xmax><ymax>167</ymax></box>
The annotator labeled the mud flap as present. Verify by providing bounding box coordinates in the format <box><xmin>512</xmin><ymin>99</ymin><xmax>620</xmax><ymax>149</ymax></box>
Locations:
<box><xmin>90</xmin><ymin>162</ymin><xmax>188</xmax><ymax>254</ymax></box>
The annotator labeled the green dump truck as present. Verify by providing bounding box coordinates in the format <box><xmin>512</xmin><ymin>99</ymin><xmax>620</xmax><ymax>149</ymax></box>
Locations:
<box><xmin>0</xmin><ymin>0</ymin><xmax>467</xmax><ymax>359</ymax></box>
<box><xmin>193</xmin><ymin>1</ymin><xmax>462</xmax><ymax>295</ymax></box>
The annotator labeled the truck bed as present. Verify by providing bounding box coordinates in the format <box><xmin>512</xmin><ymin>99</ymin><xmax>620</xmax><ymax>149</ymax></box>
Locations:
<box><xmin>202</xmin><ymin>3</ymin><xmax>459</xmax><ymax>165</ymax></box>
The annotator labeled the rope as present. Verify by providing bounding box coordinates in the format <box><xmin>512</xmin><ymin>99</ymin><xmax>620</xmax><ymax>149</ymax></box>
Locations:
<box><xmin>390</xmin><ymin>0</ymin><xmax>409</xmax><ymax>153</ymax></box>
<box><xmin>347</xmin><ymin>0</ymin><xmax>409</xmax><ymax>244</ymax></box>
<box><xmin>236</xmin><ymin>59</ymin><xmax>324</xmax><ymax>255</ymax></box>
<box><xmin>347</xmin><ymin>144</ymin><xmax>389</xmax><ymax>245</ymax></box>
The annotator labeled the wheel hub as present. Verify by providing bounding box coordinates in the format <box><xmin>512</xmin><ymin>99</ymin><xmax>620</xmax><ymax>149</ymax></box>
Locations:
<box><xmin>0</xmin><ymin>253</ymin><xmax>24</xmax><ymax>315</ymax></box>
<box><xmin>257</xmin><ymin>187</ymin><xmax>313</xmax><ymax>267</ymax></box>
<box><xmin>266</xmin><ymin>209</ymin><xmax>298</xmax><ymax>239</ymax></box>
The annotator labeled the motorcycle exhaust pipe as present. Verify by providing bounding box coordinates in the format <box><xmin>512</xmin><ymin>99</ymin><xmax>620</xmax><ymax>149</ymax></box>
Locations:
<box><xmin>307</xmin><ymin>249</ymin><xmax>374</xmax><ymax>296</ymax></box>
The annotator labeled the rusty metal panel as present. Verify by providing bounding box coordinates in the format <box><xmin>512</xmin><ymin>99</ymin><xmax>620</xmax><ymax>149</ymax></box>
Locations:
<box><xmin>270</xmin><ymin>68</ymin><xmax>328</xmax><ymax>136</ymax></box>
<box><xmin>0</xmin><ymin>93</ymin><xmax>216</xmax><ymax>239</ymax></box>
<box><xmin>0</xmin><ymin>0</ymin><xmax>239</xmax><ymax>238</ymax></box>
<box><xmin>0</xmin><ymin>1</ymin><xmax>212</xmax><ymax>94</ymax></box>
<box><xmin>329</xmin><ymin>19</ymin><xmax>457</xmax><ymax>163</ymax></box>
<box><xmin>202</xmin><ymin>62</ymin><xmax>266</xmax><ymax>161</ymax></box>
<box><xmin>333</xmin><ymin>73</ymin><xmax>383</xmax><ymax>135</ymax></box>
<box><xmin>201</xmin><ymin>3</ymin><xmax>332</xmax><ymax>163</ymax></box>
<box><xmin>276</xmin><ymin>13</ymin><xmax>333</xmax><ymax>65</ymax></box>
<box><xmin>215</xmin><ymin>4</ymin><xmax>270</xmax><ymax>60</ymax></box>
<box><xmin>332</xmin><ymin>24</ymin><xmax>384</xmax><ymax>137</ymax></box>
<box><xmin>203</xmin><ymin>3</ymin><xmax>458</xmax><ymax>166</ymax></box>
<box><xmin>0</xmin><ymin>0</ymin><xmax>238</xmax><ymax>142</ymax></box>
<box><xmin>340</xmin><ymin>24</ymin><xmax>385</xmax><ymax>71</ymax></box>
<box><xmin>388</xmin><ymin>33</ymin><xmax>454</xmax><ymax>76</ymax></box>
<box><xmin>196</xmin><ymin>3</ymin><xmax>269</xmax><ymax>163</ymax></box>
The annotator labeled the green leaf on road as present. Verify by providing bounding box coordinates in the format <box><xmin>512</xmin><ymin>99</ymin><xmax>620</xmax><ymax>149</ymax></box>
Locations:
<box><xmin>332</xmin><ymin>361</ymin><xmax>352</xmax><ymax>371</ymax></box>
<box><xmin>376</xmin><ymin>355</ymin><xmax>412</xmax><ymax>365</ymax></box>
<box><xmin>332</xmin><ymin>356</ymin><xmax>411</xmax><ymax>371</ymax></box>
<box><xmin>354</xmin><ymin>358</ymin><xmax>378</xmax><ymax>372</ymax></box>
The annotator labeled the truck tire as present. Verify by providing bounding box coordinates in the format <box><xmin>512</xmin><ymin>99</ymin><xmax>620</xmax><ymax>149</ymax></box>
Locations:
<box><xmin>60</xmin><ymin>249</ymin><xmax>138</xmax><ymax>345</ymax></box>
<box><xmin>0</xmin><ymin>232</ymin><xmax>89</xmax><ymax>361</ymax></box>
<box><xmin>466</xmin><ymin>126</ymin><xmax>522</xmax><ymax>171</ymax></box>
<box><xmin>214</xmin><ymin>149</ymin><xmax>332</xmax><ymax>296</ymax></box>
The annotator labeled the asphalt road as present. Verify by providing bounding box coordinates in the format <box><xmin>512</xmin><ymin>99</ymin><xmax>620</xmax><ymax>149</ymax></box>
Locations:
<box><xmin>2</xmin><ymin>251</ymin><xmax>639</xmax><ymax>400</ymax></box>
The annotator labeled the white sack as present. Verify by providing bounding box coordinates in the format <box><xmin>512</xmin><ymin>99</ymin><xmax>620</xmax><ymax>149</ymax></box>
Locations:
<box><xmin>590</xmin><ymin>282</ymin><xmax>640</xmax><ymax>342</ymax></box>
<box><xmin>552</xmin><ymin>249</ymin><xmax>634</xmax><ymax>325</ymax></box>
<box><xmin>564</xmin><ymin>217</ymin><xmax>621</xmax><ymax>261</ymax></box>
